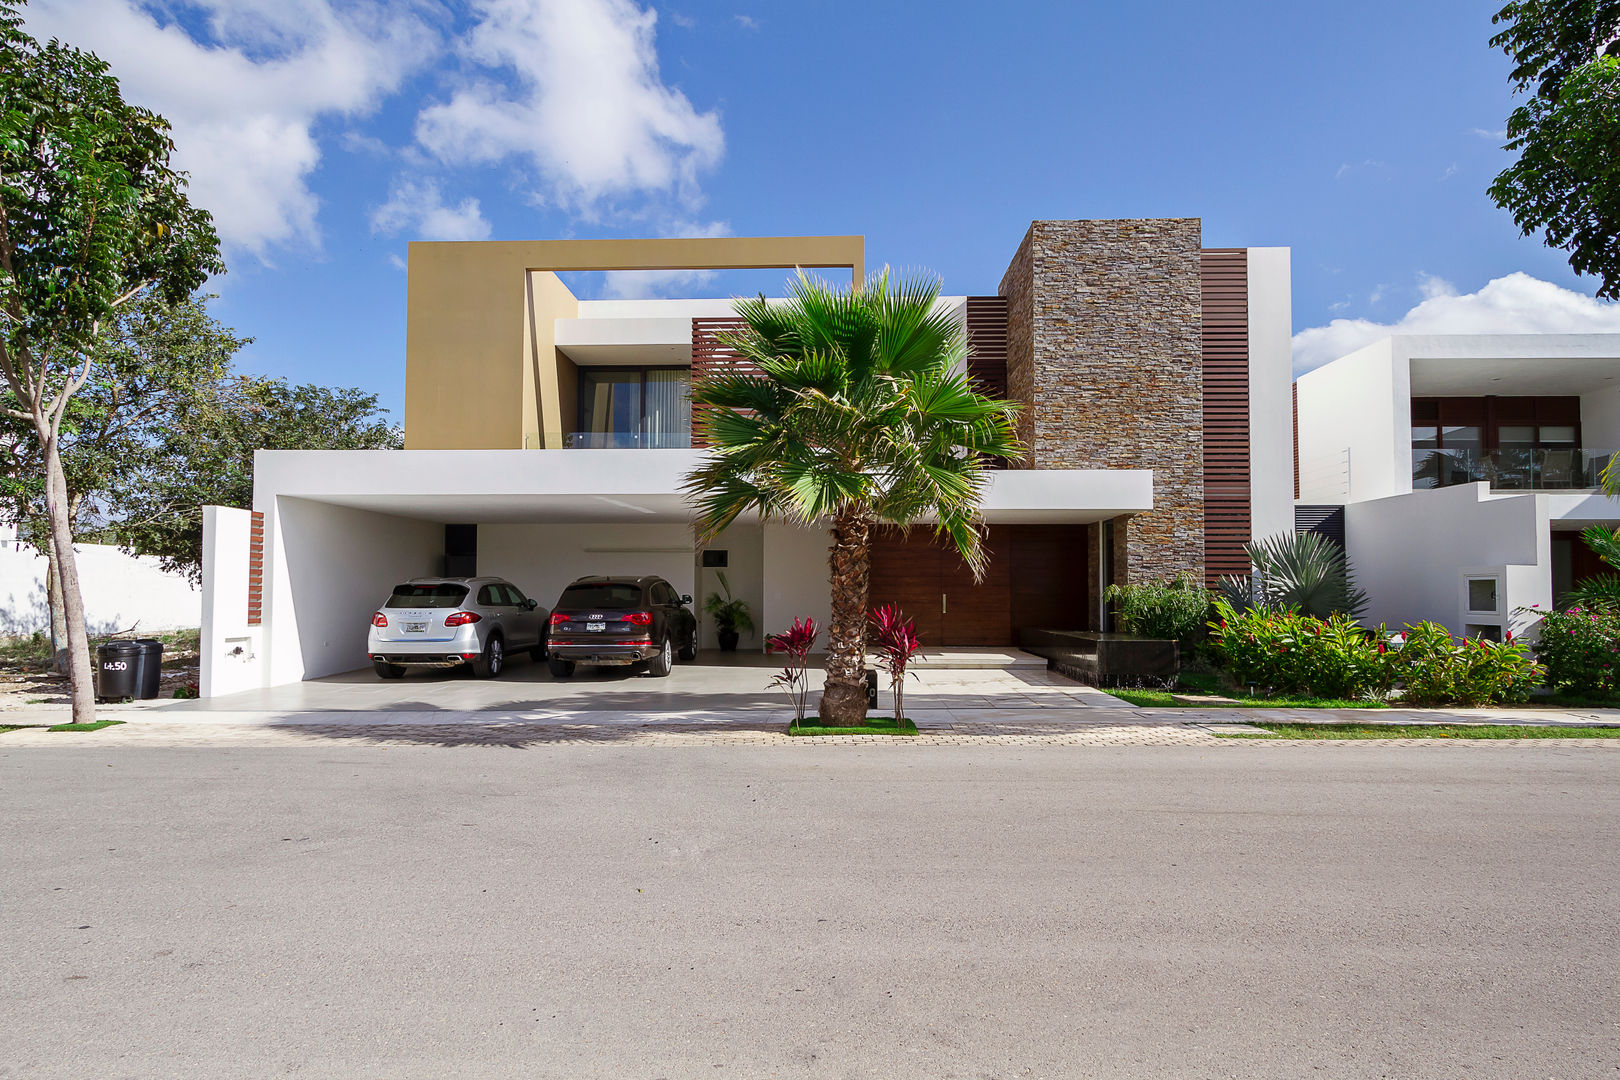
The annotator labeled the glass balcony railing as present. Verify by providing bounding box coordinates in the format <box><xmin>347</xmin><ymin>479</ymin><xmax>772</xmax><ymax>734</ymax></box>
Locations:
<box><xmin>562</xmin><ymin>430</ymin><xmax>692</xmax><ymax>449</ymax></box>
<box><xmin>1412</xmin><ymin>447</ymin><xmax>1613</xmax><ymax>491</ymax></box>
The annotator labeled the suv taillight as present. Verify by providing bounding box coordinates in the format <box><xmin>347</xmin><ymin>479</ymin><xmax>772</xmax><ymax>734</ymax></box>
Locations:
<box><xmin>444</xmin><ymin>611</ymin><xmax>482</xmax><ymax>627</ymax></box>
<box><xmin>371</xmin><ymin>612</ymin><xmax>388</xmax><ymax>627</ymax></box>
<box><xmin>549</xmin><ymin>612</ymin><xmax>569</xmax><ymax>626</ymax></box>
<box><xmin>621</xmin><ymin>611</ymin><xmax>653</xmax><ymax>626</ymax></box>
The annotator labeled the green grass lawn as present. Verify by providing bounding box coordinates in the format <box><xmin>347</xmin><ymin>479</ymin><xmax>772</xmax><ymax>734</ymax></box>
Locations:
<box><xmin>0</xmin><ymin>720</ymin><xmax>125</xmax><ymax>734</ymax></box>
<box><xmin>1220</xmin><ymin>721</ymin><xmax>1620</xmax><ymax>740</ymax></box>
<box><xmin>788</xmin><ymin>716</ymin><xmax>919</xmax><ymax>737</ymax></box>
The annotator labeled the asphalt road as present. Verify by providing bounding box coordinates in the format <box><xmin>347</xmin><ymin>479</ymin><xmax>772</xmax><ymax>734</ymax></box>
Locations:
<box><xmin>2</xmin><ymin>743</ymin><xmax>1616</xmax><ymax>1079</ymax></box>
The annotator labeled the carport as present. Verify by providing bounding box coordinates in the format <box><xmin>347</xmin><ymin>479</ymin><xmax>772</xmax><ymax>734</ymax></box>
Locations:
<box><xmin>198</xmin><ymin>448</ymin><xmax>1152</xmax><ymax>699</ymax></box>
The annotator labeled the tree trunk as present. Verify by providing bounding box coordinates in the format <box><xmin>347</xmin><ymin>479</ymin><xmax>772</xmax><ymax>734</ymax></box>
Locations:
<box><xmin>45</xmin><ymin>541</ymin><xmax>68</xmax><ymax>674</ymax></box>
<box><xmin>41</xmin><ymin>435</ymin><xmax>95</xmax><ymax>723</ymax></box>
<box><xmin>819</xmin><ymin>509</ymin><xmax>872</xmax><ymax>725</ymax></box>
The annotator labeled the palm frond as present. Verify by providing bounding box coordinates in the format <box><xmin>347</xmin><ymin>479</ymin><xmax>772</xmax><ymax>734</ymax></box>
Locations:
<box><xmin>1245</xmin><ymin>530</ymin><xmax>1369</xmax><ymax>621</ymax></box>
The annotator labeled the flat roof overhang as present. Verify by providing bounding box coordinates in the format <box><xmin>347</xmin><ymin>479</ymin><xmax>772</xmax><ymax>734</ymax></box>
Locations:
<box><xmin>252</xmin><ymin>449</ymin><xmax>1154</xmax><ymax>526</ymax></box>
<box><xmin>1409</xmin><ymin>354</ymin><xmax>1620</xmax><ymax>397</ymax></box>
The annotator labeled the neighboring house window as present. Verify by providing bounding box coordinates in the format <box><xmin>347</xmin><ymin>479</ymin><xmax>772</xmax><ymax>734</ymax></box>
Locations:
<box><xmin>574</xmin><ymin>367</ymin><xmax>691</xmax><ymax>448</ymax></box>
<box><xmin>1465</xmin><ymin>577</ymin><xmax>1499</xmax><ymax>615</ymax></box>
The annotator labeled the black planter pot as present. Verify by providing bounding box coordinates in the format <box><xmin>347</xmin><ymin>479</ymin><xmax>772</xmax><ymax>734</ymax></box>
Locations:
<box><xmin>717</xmin><ymin>630</ymin><xmax>740</xmax><ymax>652</ymax></box>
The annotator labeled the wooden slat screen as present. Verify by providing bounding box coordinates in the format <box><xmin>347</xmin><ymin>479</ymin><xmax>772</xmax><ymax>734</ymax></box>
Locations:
<box><xmin>247</xmin><ymin>510</ymin><xmax>264</xmax><ymax>626</ymax></box>
<box><xmin>964</xmin><ymin>296</ymin><xmax>1009</xmax><ymax>398</ymax></box>
<box><xmin>690</xmin><ymin>317</ymin><xmax>752</xmax><ymax>448</ymax></box>
<box><xmin>1200</xmin><ymin>249</ymin><xmax>1251</xmax><ymax>585</ymax></box>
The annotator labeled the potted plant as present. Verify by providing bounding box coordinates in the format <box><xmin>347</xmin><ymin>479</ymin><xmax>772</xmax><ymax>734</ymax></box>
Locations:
<box><xmin>703</xmin><ymin>571</ymin><xmax>755</xmax><ymax>652</ymax></box>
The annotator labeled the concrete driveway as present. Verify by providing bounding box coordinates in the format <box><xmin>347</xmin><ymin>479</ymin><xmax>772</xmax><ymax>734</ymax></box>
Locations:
<box><xmin>2</xmin><ymin>742</ymin><xmax>1616</xmax><ymax>1078</ymax></box>
<box><xmin>149</xmin><ymin>649</ymin><xmax>1119</xmax><ymax>718</ymax></box>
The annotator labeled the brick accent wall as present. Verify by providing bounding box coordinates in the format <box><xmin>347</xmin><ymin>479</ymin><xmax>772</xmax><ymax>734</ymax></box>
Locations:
<box><xmin>998</xmin><ymin>219</ymin><xmax>1205</xmax><ymax>583</ymax></box>
<box><xmin>247</xmin><ymin>511</ymin><xmax>264</xmax><ymax>626</ymax></box>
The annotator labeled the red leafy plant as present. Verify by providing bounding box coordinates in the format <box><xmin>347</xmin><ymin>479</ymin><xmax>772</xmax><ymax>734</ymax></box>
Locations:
<box><xmin>868</xmin><ymin>604</ymin><xmax>923</xmax><ymax>722</ymax></box>
<box><xmin>766</xmin><ymin>617</ymin><xmax>819</xmax><ymax>727</ymax></box>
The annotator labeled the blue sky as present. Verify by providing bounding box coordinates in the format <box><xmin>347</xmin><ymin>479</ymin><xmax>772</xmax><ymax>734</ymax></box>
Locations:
<box><xmin>23</xmin><ymin>0</ymin><xmax>1620</xmax><ymax>419</ymax></box>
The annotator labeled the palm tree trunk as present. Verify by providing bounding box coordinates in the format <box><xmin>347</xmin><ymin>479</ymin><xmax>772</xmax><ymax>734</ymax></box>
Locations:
<box><xmin>819</xmin><ymin>508</ymin><xmax>872</xmax><ymax>726</ymax></box>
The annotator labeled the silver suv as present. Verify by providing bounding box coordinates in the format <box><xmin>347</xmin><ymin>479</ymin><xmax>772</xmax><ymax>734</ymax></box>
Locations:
<box><xmin>367</xmin><ymin>577</ymin><xmax>548</xmax><ymax>680</ymax></box>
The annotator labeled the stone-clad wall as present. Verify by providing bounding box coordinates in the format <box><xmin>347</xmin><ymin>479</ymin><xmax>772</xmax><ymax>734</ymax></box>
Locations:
<box><xmin>998</xmin><ymin>219</ymin><xmax>1205</xmax><ymax>584</ymax></box>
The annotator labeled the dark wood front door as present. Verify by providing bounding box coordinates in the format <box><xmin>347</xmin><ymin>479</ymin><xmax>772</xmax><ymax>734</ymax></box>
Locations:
<box><xmin>868</xmin><ymin>525</ymin><xmax>1091</xmax><ymax>647</ymax></box>
<box><xmin>868</xmin><ymin>527</ymin><xmax>1014</xmax><ymax>646</ymax></box>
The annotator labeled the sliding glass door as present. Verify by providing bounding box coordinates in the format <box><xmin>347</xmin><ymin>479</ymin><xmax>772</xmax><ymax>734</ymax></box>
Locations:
<box><xmin>575</xmin><ymin>367</ymin><xmax>690</xmax><ymax>448</ymax></box>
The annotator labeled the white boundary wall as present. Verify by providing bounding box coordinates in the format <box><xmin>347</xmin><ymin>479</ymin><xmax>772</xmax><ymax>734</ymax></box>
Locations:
<box><xmin>1346</xmin><ymin>483</ymin><xmax>1551</xmax><ymax>639</ymax></box>
<box><xmin>0</xmin><ymin>532</ymin><xmax>200</xmax><ymax>637</ymax></box>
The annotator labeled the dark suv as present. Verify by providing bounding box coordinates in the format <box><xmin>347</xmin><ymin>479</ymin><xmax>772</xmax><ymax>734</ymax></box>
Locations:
<box><xmin>546</xmin><ymin>576</ymin><xmax>698</xmax><ymax>678</ymax></box>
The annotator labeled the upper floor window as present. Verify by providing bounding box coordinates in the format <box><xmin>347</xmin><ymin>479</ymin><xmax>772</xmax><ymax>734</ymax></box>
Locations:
<box><xmin>572</xmin><ymin>367</ymin><xmax>691</xmax><ymax>449</ymax></box>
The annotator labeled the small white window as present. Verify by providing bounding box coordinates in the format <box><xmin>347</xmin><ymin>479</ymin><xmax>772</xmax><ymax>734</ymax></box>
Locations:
<box><xmin>1465</xmin><ymin>623</ymin><xmax>1503</xmax><ymax>643</ymax></box>
<box><xmin>1466</xmin><ymin>577</ymin><xmax>1499</xmax><ymax>614</ymax></box>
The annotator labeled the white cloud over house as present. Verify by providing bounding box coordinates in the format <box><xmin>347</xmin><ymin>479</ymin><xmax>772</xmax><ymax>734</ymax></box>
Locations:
<box><xmin>413</xmin><ymin>0</ymin><xmax>724</xmax><ymax>218</ymax></box>
<box><xmin>1292</xmin><ymin>273</ymin><xmax>1620</xmax><ymax>376</ymax></box>
<box><xmin>25</xmin><ymin>0</ymin><xmax>438</xmax><ymax>257</ymax></box>
<box><xmin>370</xmin><ymin>179</ymin><xmax>492</xmax><ymax>242</ymax></box>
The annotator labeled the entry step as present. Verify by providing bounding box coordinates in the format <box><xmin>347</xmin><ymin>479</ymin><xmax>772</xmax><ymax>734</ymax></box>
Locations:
<box><xmin>898</xmin><ymin>648</ymin><xmax>1048</xmax><ymax>670</ymax></box>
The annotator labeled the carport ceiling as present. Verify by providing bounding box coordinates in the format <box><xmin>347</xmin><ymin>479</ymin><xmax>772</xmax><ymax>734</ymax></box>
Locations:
<box><xmin>1410</xmin><ymin>355</ymin><xmax>1620</xmax><ymax>396</ymax></box>
<box><xmin>300</xmin><ymin>493</ymin><xmax>695</xmax><ymax>524</ymax></box>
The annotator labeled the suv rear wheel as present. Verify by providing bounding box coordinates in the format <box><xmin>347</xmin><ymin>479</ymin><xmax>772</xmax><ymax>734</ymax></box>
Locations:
<box><xmin>473</xmin><ymin>635</ymin><xmax>504</xmax><ymax>679</ymax></box>
<box><xmin>548</xmin><ymin>657</ymin><xmax>576</xmax><ymax>678</ymax></box>
<box><xmin>373</xmin><ymin>659</ymin><xmax>405</xmax><ymax>680</ymax></box>
<box><xmin>647</xmin><ymin>636</ymin><xmax>673</xmax><ymax>678</ymax></box>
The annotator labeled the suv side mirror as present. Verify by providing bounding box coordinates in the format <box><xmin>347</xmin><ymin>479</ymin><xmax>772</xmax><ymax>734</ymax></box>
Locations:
<box><xmin>525</xmin><ymin>598</ymin><xmax>538</xmax><ymax>610</ymax></box>
<box><xmin>680</xmin><ymin>594</ymin><xmax>693</xmax><ymax>605</ymax></box>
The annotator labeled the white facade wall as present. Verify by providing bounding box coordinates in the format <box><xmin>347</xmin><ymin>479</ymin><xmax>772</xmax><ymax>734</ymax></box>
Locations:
<box><xmin>1247</xmin><ymin>247</ymin><xmax>1295</xmax><ymax>544</ymax></box>
<box><xmin>1580</xmin><ymin>383</ymin><xmax>1620</xmax><ymax>450</ymax></box>
<box><xmin>1295</xmin><ymin>339</ymin><xmax>1408</xmax><ymax>503</ymax></box>
<box><xmin>0</xmin><ymin>534</ymin><xmax>200</xmax><ymax>637</ymax></box>
<box><xmin>199</xmin><ymin>506</ymin><xmax>262</xmax><ymax>698</ymax></box>
<box><xmin>1346</xmin><ymin>483</ymin><xmax>1551</xmax><ymax>639</ymax></box>
<box><xmin>479</xmin><ymin>523</ymin><xmax>697</xmax><ymax>612</ymax></box>
<box><xmin>695</xmin><ymin>524</ymin><xmax>764</xmax><ymax>651</ymax></box>
<box><xmin>264</xmin><ymin>498</ymin><xmax>442</xmax><ymax>684</ymax></box>
<box><xmin>761</xmin><ymin>523</ymin><xmax>831</xmax><ymax>649</ymax></box>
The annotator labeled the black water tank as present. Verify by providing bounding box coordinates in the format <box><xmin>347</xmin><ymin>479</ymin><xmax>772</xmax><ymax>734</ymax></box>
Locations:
<box><xmin>95</xmin><ymin>641</ymin><xmax>142</xmax><ymax>701</ymax></box>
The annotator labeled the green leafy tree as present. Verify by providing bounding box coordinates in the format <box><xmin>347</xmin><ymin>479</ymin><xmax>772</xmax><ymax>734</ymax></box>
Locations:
<box><xmin>112</xmin><ymin>377</ymin><xmax>401</xmax><ymax>581</ymax></box>
<box><xmin>1563</xmin><ymin>457</ymin><xmax>1620</xmax><ymax>607</ymax></box>
<box><xmin>0</xmin><ymin>2</ymin><xmax>223</xmax><ymax>720</ymax></box>
<box><xmin>0</xmin><ymin>292</ymin><xmax>245</xmax><ymax>666</ymax></box>
<box><xmin>684</xmin><ymin>271</ymin><xmax>1021</xmax><ymax>725</ymax></box>
<box><xmin>1488</xmin><ymin>1</ymin><xmax>1620</xmax><ymax>298</ymax></box>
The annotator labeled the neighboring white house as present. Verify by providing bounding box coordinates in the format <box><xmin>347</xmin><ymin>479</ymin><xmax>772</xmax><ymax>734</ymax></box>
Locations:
<box><xmin>0</xmin><ymin>523</ymin><xmax>201</xmax><ymax>637</ymax></box>
<box><xmin>1295</xmin><ymin>333</ymin><xmax>1620</xmax><ymax>639</ymax></box>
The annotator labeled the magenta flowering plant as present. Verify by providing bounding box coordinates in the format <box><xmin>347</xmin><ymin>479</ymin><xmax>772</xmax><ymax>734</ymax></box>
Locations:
<box><xmin>868</xmin><ymin>604</ymin><xmax>923</xmax><ymax>722</ymax></box>
<box><xmin>766</xmin><ymin>617</ymin><xmax>819</xmax><ymax>726</ymax></box>
<box><xmin>1532</xmin><ymin>606</ymin><xmax>1620</xmax><ymax>697</ymax></box>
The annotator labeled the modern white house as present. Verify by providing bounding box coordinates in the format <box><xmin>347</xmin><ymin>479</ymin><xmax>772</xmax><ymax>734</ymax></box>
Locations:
<box><xmin>1294</xmin><ymin>333</ymin><xmax>1620</xmax><ymax>640</ymax></box>
<box><xmin>198</xmin><ymin>223</ymin><xmax>1295</xmax><ymax>698</ymax></box>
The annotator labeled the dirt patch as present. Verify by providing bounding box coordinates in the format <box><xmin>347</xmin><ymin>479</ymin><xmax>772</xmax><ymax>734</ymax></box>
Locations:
<box><xmin>0</xmin><ymin>630</ymin><xmax>199</xmax><ymax>712</ymax></box>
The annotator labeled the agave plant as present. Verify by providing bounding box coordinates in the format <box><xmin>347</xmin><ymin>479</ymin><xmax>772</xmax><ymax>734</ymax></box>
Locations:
<box><xmin>1221</xmin><ymin>531</ymin><xmax>1369</xmax><ymax>621</ymax></box>
<box><xmin>868</xmin><ymin>604</ymin><xmax>923</xmax><ymax>722</ymax></box>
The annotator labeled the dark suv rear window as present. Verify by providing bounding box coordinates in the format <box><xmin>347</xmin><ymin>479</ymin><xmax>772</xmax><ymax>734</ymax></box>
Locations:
<box><xmin>557</xmin><ymin>583</ymin><xmax>643</xmax><ymax>610</ymax></box>
<box><xmin>386</xmin><ymin>583</ymin><xmax>468</xmax><ymax>609</ymax></box>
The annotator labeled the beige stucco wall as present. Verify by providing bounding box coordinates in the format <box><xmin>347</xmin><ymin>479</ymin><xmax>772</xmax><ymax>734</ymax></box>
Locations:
<box><xmin>405</xmin><ymin>236</ymin><xmax>865</xmax><ymax>451</ymax></box>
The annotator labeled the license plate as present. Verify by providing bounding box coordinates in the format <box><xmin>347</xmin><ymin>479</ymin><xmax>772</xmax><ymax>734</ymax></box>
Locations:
<box><xmin>586</xmin><ymin>621</ymin><xmax>606</xmax><ymax>632</ymax></box>
<box><xmin>404</xmin><ymin>621</ymin><xmax>428</xmax><ymax>633</ymax></box>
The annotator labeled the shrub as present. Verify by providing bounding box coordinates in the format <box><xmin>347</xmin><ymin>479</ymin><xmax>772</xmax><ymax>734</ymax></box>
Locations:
<box><xmin>1394</xmin><ymin>622</ymin><xmax>1541</xmax><ymax>706</ymax></box>
<box><xmin>1208</xmin><ymin>598</ymin><xmax>1393</xmax><ymax>700</ymax></box>
<box><xmin>1105</xmin><ymin>573</ymin><xmax>1210</xmax><ymax>642</ymax></box>
<box><xmin>1534</xmin><ymin>606</ymin><xmax>1620</xmax><ymax>697</ymax></box>
<box><xmin>766</xmin><ymin>617</ymin><xmax>819</xmax><ymax>725</ymax></box>
<box><xmin>868</xmin><ymin>604</ymin><xmax>922</xmax><ymax>721</ymax></box>
<box><xmin>1221</xmin><ymin>531</ymin><xmax>1370</xmax><ymax>621</ymax></box>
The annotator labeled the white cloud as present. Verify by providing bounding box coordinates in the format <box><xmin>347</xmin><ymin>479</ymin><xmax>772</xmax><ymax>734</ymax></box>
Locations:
<box><xmin>414</xmin><ymin>0</ymin><xmax>724</xmax><ymax>219</ymax></box>
<box><xmin>388</xmin><ymin>253</ymin><xmax>408</xmax><ymax>272</ymax></box>
<box><xmin>1293</xmin><ymin>272</ymin><xmax>1620</xmax><ymax>376</ymax></box>
<box><xmin>733</xmin><ymin>13</ymin><xmax>758</xmax><ymax>29</ymax></box>
<box><xmin>24</xmin><ymin>0</ymin><xmax>438</xmax><ymax>257</ymax></box>
<box><xmin>371</xmin><ymin>178</ymin><xmax>492</xmax><ymax>241</ymax></box>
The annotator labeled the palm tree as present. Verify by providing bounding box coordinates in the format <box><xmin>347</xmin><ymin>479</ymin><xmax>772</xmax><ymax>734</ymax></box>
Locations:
<box><xmin>684</xmin><ymin>270</ymin><xmax>1022</xmax><ymax>725</ymax></box>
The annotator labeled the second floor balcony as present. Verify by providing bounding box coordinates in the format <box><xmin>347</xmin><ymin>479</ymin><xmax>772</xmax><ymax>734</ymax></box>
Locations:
<box><xmin>1413</xmin><ymin>447</ymin><xmax>1614</xmax><ymax>491</ymax></box>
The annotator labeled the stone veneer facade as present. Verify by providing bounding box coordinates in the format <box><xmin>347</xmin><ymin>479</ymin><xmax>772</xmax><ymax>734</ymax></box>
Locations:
<box><xmin>999</xmin><ymin>219</ymin><xmax>1205</xmax><ymax>584</ymax></box>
